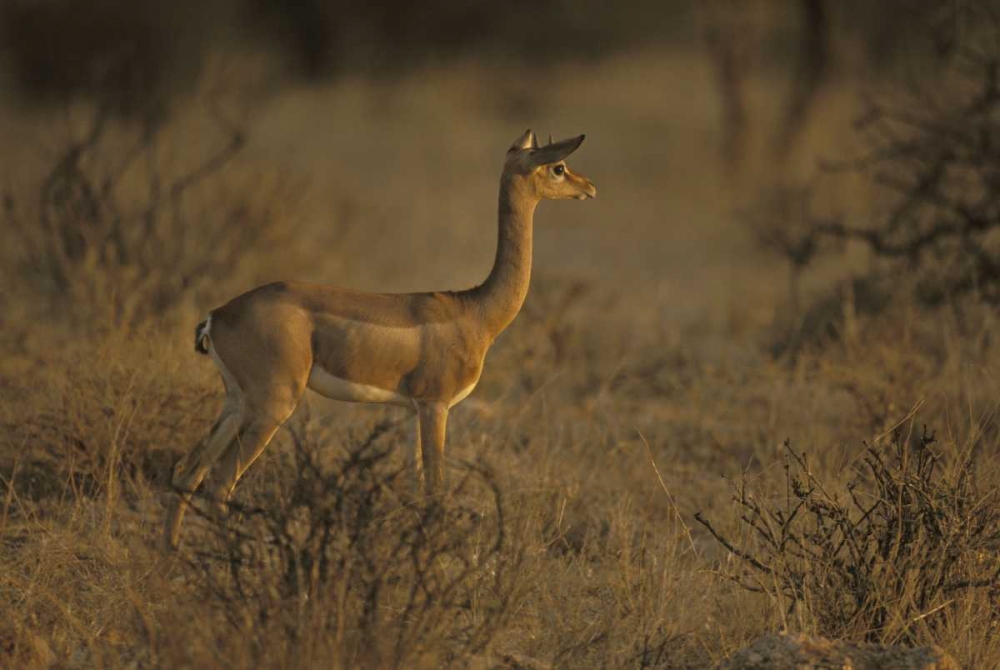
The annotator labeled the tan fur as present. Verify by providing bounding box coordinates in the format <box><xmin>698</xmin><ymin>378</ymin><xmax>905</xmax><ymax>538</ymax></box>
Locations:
<box><xmin>165</xmin><ymin>130</ymin><xmax>596</xmax><ymax>549</ymax></box>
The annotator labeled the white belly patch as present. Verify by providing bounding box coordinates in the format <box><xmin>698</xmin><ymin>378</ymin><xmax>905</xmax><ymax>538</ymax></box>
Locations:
<box><xmin>307</xmin><ymin>366</ymin><xmax>479</xmax><ymax>409</ymax></box>
<box><xmin>307</xmin><ymin>366</ymin><xmax>410</xmax><ymax>406</ymax></box>
<box><xmin>449</xmin><ymin>381</ymin><xmax>478</xmax><ymax>408</ymax></box>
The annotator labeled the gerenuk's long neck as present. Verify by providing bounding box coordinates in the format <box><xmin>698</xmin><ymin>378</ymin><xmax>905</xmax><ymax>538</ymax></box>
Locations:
<box><xmin>465</xmin><ymin>174</ymin><xmax>537</xmax><ymax>337</ymax></box>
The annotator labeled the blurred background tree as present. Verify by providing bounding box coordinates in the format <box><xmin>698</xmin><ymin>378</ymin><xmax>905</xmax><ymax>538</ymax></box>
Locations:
<box><xmin>0</xmin><ymin>0</ymin><xmax>961</xmax><ymax>115</ymax></box>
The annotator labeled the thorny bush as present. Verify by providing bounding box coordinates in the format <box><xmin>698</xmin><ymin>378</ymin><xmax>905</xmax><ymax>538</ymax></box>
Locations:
<box><xmin>182</xmin><ymin>419</ymin><xmax>523</xmax><ymax>669</ymax></box>
<box><xmin>695</xmin><ymin>427</ymin><xmax>1000</xmax><ymax>644</ymax></box>
<box><xmin>761</xmin><ymin>6</ymin><xmax>1000</xmax><ymax>314</ymax></box>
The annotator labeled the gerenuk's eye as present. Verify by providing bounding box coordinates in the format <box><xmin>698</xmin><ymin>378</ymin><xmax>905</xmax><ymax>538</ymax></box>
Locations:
<box><xmin>552</xmin><ymin>164</ymin><xmax>565</xmax><ymax>177</ymax></box>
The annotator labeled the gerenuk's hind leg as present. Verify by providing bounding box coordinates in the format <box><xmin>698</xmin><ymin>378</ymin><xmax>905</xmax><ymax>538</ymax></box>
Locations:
<box><xmin>202</xmin><ymin>412</ymin><xmax>291</xmax><ymax>517</ymax></box>
<box><xmin>167</xmin><ymin>308</ymin><xmax>310</xmax><ymax>549</ymax></box>
<box><xmin>164</xmin><ymin>395</ymin><xmax>241</xmax><ymax>549</ymax></box>
<box><xmin>199</xmin><ymin>364</ymin><xmax>306</xmax><ymax>514</ymax></box>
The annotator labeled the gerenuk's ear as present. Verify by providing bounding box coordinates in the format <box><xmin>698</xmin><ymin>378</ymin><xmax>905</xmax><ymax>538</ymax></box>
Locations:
<box><xmin>509</xmin><ymin>129</ymin><xmax>537</xmax><ymax>152</ymax></box>
<box><xmin>528</xmin><ymin>134</ymin><xmax>585</xmax><ymax>166</ymax></box>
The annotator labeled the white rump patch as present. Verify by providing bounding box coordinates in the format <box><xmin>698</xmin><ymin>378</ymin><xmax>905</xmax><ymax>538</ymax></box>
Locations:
<box><xmin>198</xmin><ymin>314</ymin><xmax>213</xmax><ymax>350</ymax></box>
<box><xmin>307</xmin><ymin>366</ymin><xmax>410</xmax><ymax>406</ymax></box>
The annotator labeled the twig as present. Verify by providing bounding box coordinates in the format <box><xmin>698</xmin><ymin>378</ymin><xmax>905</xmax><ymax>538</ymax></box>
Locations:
<box><xmin>637</xmin><ymin>429</ymin><xmax>698</xmax><ymax>558</ymax></box>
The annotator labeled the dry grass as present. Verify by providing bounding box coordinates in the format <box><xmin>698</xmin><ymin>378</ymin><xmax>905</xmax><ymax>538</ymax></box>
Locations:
<box><xmin>3</xmin><ymin>42</ymin><xmax>1000</xmax><ymax>670</ymax></box>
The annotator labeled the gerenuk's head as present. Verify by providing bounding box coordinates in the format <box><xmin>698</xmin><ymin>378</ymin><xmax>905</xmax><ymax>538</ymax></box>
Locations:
<box><xmin>503</xmin><ymin>130</ymin><xmax>597</xmax><ymax>202</ymax></box>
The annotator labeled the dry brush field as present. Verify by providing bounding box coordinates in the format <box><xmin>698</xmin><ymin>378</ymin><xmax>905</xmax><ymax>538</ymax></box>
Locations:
<box><xmin>2</xmin><ymin>46</ymin><xmax>1000</xmax><ymax>669</ymax></box>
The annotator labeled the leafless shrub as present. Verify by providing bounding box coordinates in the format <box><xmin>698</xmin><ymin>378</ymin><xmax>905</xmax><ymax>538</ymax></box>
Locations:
<box><xmin>183</xmin><ymin>419</ymin><xmax>522</xmax><ymax>669</ymax></box>
<box><xmin>2</xmin><ymin>103</ymin><xmax>306</xmax><ymax>326</ymax></box>
<box><xmin>760</xmin><ymin>5</ymin><xmax>1000</xmax><ymax>320</ymax></box>
<box><xmin>695</xmin><ymin>427</ymin><xmax>1000</xmax><ymax>644</ymax></box>
<box><xmin>819</xmin><ymin>43</ymin><xmax>1000</xmax><ymax>306</ymax></box>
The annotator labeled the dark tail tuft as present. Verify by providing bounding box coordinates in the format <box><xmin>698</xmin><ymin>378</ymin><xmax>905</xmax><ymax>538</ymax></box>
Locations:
<box><xmin>194</xmin><ymin>319</ymin><xmax>210</xmax><ymax>355</ymax></box>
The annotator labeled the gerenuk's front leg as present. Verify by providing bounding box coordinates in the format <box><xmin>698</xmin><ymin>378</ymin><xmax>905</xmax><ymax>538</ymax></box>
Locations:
<box><xmin>417</xmin><ymin>403</ymin><xmax>448</xmax><ymax>493</ymax></box>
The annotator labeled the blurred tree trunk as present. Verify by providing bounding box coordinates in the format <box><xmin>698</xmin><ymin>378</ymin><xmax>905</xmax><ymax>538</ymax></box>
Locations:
<box><xmin>702</xmin><ymin>0</ymin><xmax>831</xmax><ymax>175</ymax></box>
<box><xmin>775</xmin><ymin>0</ymin><xmax>830</xmax><ymax>158</ymax></box>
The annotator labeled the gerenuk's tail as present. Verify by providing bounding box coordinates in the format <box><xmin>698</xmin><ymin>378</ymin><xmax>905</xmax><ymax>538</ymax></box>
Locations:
<box><xmin>194</xmin><ymin>317</ymin><xmax>211</xmax><ymax>355</ymax></box>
